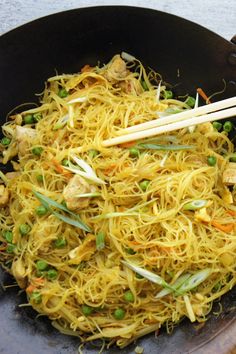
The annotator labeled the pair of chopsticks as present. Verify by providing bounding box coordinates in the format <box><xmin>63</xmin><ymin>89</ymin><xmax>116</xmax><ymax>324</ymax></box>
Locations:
<box><xmin>102</xmin><ymin>96</ymin><xmax>236</xmax><ymax>147</ymax></box>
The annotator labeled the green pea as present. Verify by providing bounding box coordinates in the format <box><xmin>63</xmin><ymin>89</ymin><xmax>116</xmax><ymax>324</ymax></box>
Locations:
<box><xmin>185</xmin><ymin>96</ymin><xmax>196</xmax><ymax>108</ymax></box>
<box><xmin>31</xmin><ymin>291</ymin><xmax>42</xmax><ymax>304</ymax></box>
<box><xmin>58</xmin><ymin>88</ymin><xmax>69</xmax><ymax>98</ymax></box>
<box><xmin>32</xmin><ymin>147</ymin><xmax>43</xmax><ymax>156</ymax></box>
<box><xmin>163</xmin><ymin>90</ymin><xmax>173</xmax><ymax>99</ymax></box>
<box><xmin>129</xmin><ymin>147</ymin><xmax>139</xmax><ymax>158</ymax></box>
<box><xmin>113</xmin><ymin>308</ymin><xmax>126</xmax><ymax>320</ymax></box>
<box><xmin>46</xmin><ymin>269</ymin><xmax>58</xmax><ymax>280</ymax></box>
<box><xmin>3</xmin><ymin>230</ymin><xmax>13</xmax><ymax>243</ymax></box>
<box><xmin>36</xmin><ymin>174</ymin><xmax>44</xmax><ymax>183</ymax></box>
<box><xmin>35</xmin><ymin>205</ymin><xmax>48</xmax><ymax>216</ymax></box>
<box><xmin>207</xmin><ymin>156</ymin><xmax>217</xmax><ymax>166</ymax></box>
<box><xmin>139</xmin><ymin>179</ymin><xmax>150</xmax><ymax>192</ymax></box>
<box><xmin>61</xmin><ymin>159</ymin><xmax>70</xmax><ymax>167</ymax></box>
<box><xmin>135</xmin><ymin>273</ymin><xmax>144</xmax><ymax>279</ymax></box>
<box><xmin>81</xmin><ymin>305</ymin><xmax>94</xmax><ymax>316</ymax></box>
<box><xmin>88</xmin><ymin>149</ymin><xmax>99</xmax><ymax>159</ymax></box>
<box><xmin>212</xmin><ymin>121</ymin><xmax>222</xmax><ymax>131</ymax></box>
<box><xmin>33</xmin><ymin>113</ymin><xmax>42</xmax><ymax>122</ymax></box>
<box><xmin>36</xmin><ymin>260</ymin><xmax>48</xmax><ymax>271</ymax></box>
<box><xmin>54</xmin><ymin>237</ymin><xmax>67</xmax><ymax>248</ymax></box>
<box><xmin>125</xmin><ymin>247</ymin><xmax>136</xmax><ymax>255</ymax></box>
<box><xmin>6</xmin><ymin>244</ymin><xmax>16</xmax><ymax>254</ymax></box>
<box><xmin>19</xmin><ymin>224</ymin><xmax>31</xmax><ymax>235</ymax></box>
<box><xmin>124</xmin><ymin>290</ymin><xmax>134</xmax><ymax>302</ymax></box>
<box><xmin>223</xmin><ymin>121</ymin><xmax>233</xmax><ymax>133</ymax></box>
<box><xmin>24</xmin><ymin>114</ymin><xmax>34</xmax><ymax>124</ymax></box>
<box><xmin>1</xmin><ymin>137</ymin><xmax>11</xmax><ymax>145</ymax></box>
<box><xmin>229</xmin><ymin>154</ymin><xmax>236</xmax><ymax>162</ymax></box>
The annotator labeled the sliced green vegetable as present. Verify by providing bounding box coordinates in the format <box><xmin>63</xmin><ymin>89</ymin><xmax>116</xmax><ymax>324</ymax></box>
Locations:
<box><xmin>163</xmin><ymin>90</ymin><xmax>173</xmax><ymax>99</ymax></box>
<box><xmin>19</xmin><ymin>224</ymin><xmax>31</xmax><ymax>235</ymax></box>
<box><xmin>52</xmin><ymin>210</ymin><xmax>91</xmax><ymax>232</ymax></box>
<box><xmin>82</xmin><ymin>305</ymin><xmax>94</xmax><ymax>316</ymax></box>
<box><xmin>113</xmin><ymin>308</ymin><xmax>126</xmax><ymax>320</ymax></box>
<box><xmin>185</xmin><ymin>96</ymin><xmax>196</xmax><ymax>108</ymax></box>
<box><xmin>33</xmin><ymin>113</ymin><xmax>42</xmax><ymax>122</ymax></box>
<box><xmin>136</xmin><ymin>143</ymin><xmax>195</xmax><ymax>151</ymax></box>
<box><xmin>96</xmin><ymin>231</ymin><xmax>105</xmax><ymax>251</ymax></box>
<box><xmin>223</xmin><ymin>121</ymin><xmax>233</xmax><ymax>133</ymax></box>
<box><xmin>125</xmin><ymin>247</ymin><xmax>136</xmax><ymax>255</ymax></box>
<box><xmin>1</xmin><ymin>137</ymin><xmax>11</xmax><ymax>145</ymax></box>
<box><xmin>88</xmin><ymin>149</ymin><xmax>99</xmax><ymax>159</ymax></box>
<box><xmin>2</xmin><ymin>230</ymin><xmax>13</xmax><ymax>243</ymax></box>
<box><xmin>212</xmin><ymin>121</ymin><xmax>222</xmax><ymax>131</ymax></box>
<box><xmin>124</xmin><ymin>290</ymin><xmax>134</xmax><ymax>302</ymax></box>
<box><xmin>61</xmin><ymin>159</ymin><xmax>70</xmax><ymax>167</ymax></box>
<box><xmin>122</xmin><ymin>260</ymin><xmax>175</xmax><ymax>291</ymax></box>
<box><xmin>182</xmin><ymin>199</ymin><xmax>208</xmax><ymax>211</ymax></box>
<box><xmin>141</xmin><ymin>80</ymin><xmax>149</xmax><ymax>91</ymax></box>
<box><xmin>177</xmin><ymin>268</ymin><xmax>212</xmax><ymax>294</ymax></box>
<box><xmin>207</xmin><ymin>156</ymin><xmax>217</xmax><ymax>166</ymax></box>
<box><xmin>155</xmin><ymin>273</ymin><xmax>191</xmax><ymax>298</ymax></box>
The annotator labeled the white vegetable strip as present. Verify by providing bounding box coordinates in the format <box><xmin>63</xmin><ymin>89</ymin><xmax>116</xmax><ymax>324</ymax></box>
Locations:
<box><xmin>121</xmin><ymin>51</ymin><xmax>136</xmax><ymax>62</ymax></box>
<box><xmin>68</xmin><ymin>96</ymin><xmax>87</xmax><ymax>104</ymax></box>
<box><xmin>183</xmin><ymin>295</ymin><xmax>196</xmax><ymax>322</ymax></box>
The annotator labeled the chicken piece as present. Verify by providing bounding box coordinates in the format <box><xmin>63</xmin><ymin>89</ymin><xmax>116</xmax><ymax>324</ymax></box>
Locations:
<box><xmin>5</xmin><ymin>172</ymin><xmax>21</xmax><ymax>180</ymax></box>
<box><xmin>197</xmin><ymin>122</ymin><xmax>214</xmax><ymax>134</ymax></box>
<box><xmin>194</xmin><ymin>207</ymin><xmax>211</xmax><ymax>223</ymax></box>
<box><xmin>63</xmin><ymin>175</ymin><xmax>97</xmax><ymax>211</ymax></box>
<box><xmin>15</xmin><ymin>126</ymin><xmax>37</xmax><ymax>156</ymax></box>
<box><xmin>0</xmin><ymin>185</ymin><xmax>9</xmax><ymax>207</ymax></box>
<box><xmin>12</xmin><ymin>258</ymin><xmax>27</xmax><ymax>288</ymax></box>
<box><xmin>68</xmin><ymin>234</ymin><xmax>96</xmax><ymax>264</ymax></box>
<box><xmin>223</xmin><ymin>163</ymin><xmax>236</xmax><ymax>185</ymax></box>
<box><xmin>221</xmin><ymin>187</ymin><xmax>233</xmax><ymax>204</ymax></box>
<box><xmin>119</xmin><ymin>78</ymin><xmax>143</xmax><ymax>95</ymax></box>
<box><xmin>104</xmin><ymin>55</ymin><xmax>128</xmax><ymax>82</ymax></box>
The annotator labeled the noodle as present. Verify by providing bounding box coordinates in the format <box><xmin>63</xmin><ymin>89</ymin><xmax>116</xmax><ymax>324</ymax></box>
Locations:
<box><xmin>0</xmin><ymin>54</ymin><xmax>236</xmax><ymax>348</ymax></box>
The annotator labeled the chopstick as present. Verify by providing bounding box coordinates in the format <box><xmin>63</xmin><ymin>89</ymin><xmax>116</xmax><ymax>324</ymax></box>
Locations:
<box><xmin>102</xmin><ymin>97</ymin><xmax>236</xmax><ymax>147</ymax></box>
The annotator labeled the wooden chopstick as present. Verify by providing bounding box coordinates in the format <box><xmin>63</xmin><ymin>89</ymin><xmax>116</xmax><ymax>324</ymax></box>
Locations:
<box><xmin>102</xmin><ymin>102</ymin><xmax>236</xmax><ymax>147</ymax></box>
<box><xmin>119</xmin><ymin>96</ymin><xmax>236</xmax><ymax>134</ymax></box>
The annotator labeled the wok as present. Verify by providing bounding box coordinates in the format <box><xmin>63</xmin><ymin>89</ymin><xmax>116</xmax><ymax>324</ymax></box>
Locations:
<box><xmin>0</xmin><ymin>6</ymin><xmax>236</xmax><ymax>354</ymax></box>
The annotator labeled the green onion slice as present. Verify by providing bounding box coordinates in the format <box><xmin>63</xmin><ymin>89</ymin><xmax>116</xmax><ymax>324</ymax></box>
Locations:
<box><xmin>183</xmin><ymin>199</ymin><xmax>208</xmax><ymax>211</ymax></box>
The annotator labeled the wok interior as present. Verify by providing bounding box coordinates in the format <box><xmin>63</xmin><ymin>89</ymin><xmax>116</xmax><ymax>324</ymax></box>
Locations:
<box><xmin>0</xmin><ymin>6</ymin><xmax>236</xmax><ymax>354</ymax></box>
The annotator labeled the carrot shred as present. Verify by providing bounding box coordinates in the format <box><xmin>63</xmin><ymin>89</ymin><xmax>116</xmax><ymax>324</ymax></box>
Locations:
<box><xmin>81</xmin><ymin>64</ymin><xmax>92</xmax><ymax>73</ymax></box>
<box><xmin>26</xmin><ymin>284</ymin><xmax>36</xmax><ymax>293</ymax></box>
<box><xmin>103</xmin><ymin>163</ymin><xmax>116</xmax><ymax>175</ymax></box>
<box><xmin>119</xmin><ymin>141</ymin><xmax>137</xmax><ymax>148</ymax></box>
<box><xmin>34</xmin><ymin>277</ymin><xmax>45</xmax><ymax>284</ymax></box>
<box><xmin>51</xmin><ymin>158</ymin><xmax>72</xmax><ymax>177</ymax></box>
<box><xmin>197</xmin><ymin>88</ymin><xmax>211</xmax><ymax>104</ymax></box>
<box><xmin>227</xmin><ymin>210</ymin><xmax>236</xmax><ymax>217</ymax></box>
<box><xmin>211</xmin><ymin>221</ymin><xmax>234</xmax><ymax>233</ymax></box>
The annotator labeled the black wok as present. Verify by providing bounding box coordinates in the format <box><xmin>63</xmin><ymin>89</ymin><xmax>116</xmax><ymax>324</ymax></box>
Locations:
<box><xmin>0</xmin><ymin>6</ymin><xmax>236</xmax><ymax>354</ymax></box>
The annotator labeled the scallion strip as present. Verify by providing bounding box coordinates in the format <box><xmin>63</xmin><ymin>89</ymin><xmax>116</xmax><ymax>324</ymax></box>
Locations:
<box><xmin>122</xmin><ymin>261</ymin><xmax>175</xmax><ymax>291</ymax></box>
<box><xmin>177</xmin><ymin>268</ymin><xmax>212</xmax><ymax>294</ymax></box>
<box><xmin>155</xmin><ymin>273</ymin><xmax>191</xmax><ymax>298</ymax></box>
<box><xmin>96</xmin><ymin>231</ymin><xmax>105</xmax><ymax>250</ymax></box>
<box><xmin>136</xmin><ymin>144</ymin><xmax>195</xmax><ymax>151</ymax></box>
<box><xmin>182</xmin><ymin>199</ymin><xmax>208</xmax><ymax>211</ymax></box>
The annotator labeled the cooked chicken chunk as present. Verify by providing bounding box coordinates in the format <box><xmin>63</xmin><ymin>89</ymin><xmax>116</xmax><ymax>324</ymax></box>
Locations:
<box><xmin>63</xmin><ymin>175</ymin><xmax>96</xmax><ymax>210</ymax></box>
<box><xmin>5</xmin><ymin>172</ymin><xmax>21</xmax><ymax>180</ymax></box>
<box><xmin>12</xmin><ymin>258</ymin><xmax>27</xmax><ymax>288</ymax></box>
<box><xmin>15</xmin><ymin>126</ymin><xmax>37</xmax><ymax>156</ymax></box>
<box><xmin>104</xmin><ymin>55</ymin><xmax>128</xmax><ymax>82</ymax></box>
<box><xmin>223</xmin><ymin>163</ymin><xmax>236</xmax><ymax>185</ymax></box>
<box><xmin>69</xmin><ymin>234</ymin><xmax>96</xmax><ymax>264</ymax></box>
<box><xmin>0</xmin><ymin>185</ymin><xmax>9</xmax><ymax>207</ymax></box>
<box><xmin>119</xmin><ymin>78</ymin><xmax>143</xmax><ymax>95</ymax></box>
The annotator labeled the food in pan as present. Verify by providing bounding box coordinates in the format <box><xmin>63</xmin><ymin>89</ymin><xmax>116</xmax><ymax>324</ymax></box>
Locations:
<box><xmin>0</xmin><ymin>54</ymin><xmax>236</xmax><ymax>348</ymax></box>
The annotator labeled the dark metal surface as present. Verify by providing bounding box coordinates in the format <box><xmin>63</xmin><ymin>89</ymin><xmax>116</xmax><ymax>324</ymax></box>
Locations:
<box><xmin>0</xmin><ymin>6</ymin><xmax>236</xmax><ymax>354</ymax></box>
